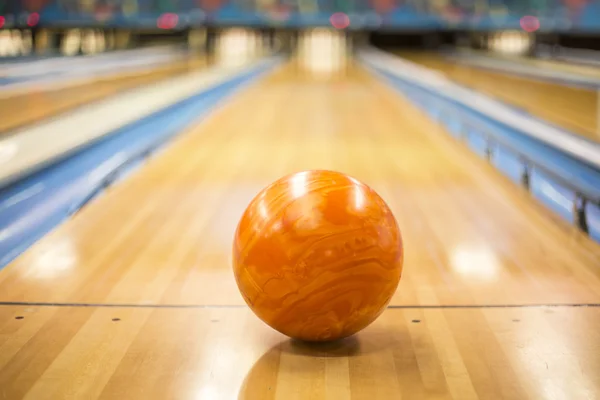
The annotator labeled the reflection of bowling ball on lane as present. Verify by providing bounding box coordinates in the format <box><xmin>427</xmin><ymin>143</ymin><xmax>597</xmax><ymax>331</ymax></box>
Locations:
<box><xmin>232</xmin><ymin>170</ymin><xmax>404</xmax><ymax>342</ymax></box>
<box><xmin>238</xmin><ymin>329</ymin><xmax>404</xmax><ymax>399</ymax></box>
<box><xmin>238</xmin><ymin>338</ymin><xmax>361</xmax><ymax>400</ymax></box>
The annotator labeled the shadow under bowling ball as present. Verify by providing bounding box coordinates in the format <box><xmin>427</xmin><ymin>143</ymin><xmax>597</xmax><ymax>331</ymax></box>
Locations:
<box><xmin>286</xmin><ymin>335</ymin><xmax>361</xmax><ymax>357</ymax></box>
<box><xmin>238</xmin><ymin>327</ymin><xmax>401</xmax><ymax>400</ymax></box>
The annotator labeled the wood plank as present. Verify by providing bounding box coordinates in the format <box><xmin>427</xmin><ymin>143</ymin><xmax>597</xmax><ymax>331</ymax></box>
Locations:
<box><xmin>395</xmin><ymin>52</ymin><xmax>600</xmax><ymax>142</ymax></box>
<box><xmin>0</xmin><ymin>56</ymin><xmax>209</xmax><ymax>136</ymax></box>
<box><xmin>0</xmin><ymin>63</ymin><xmax>599</xmax><ymax>399</ymax></box>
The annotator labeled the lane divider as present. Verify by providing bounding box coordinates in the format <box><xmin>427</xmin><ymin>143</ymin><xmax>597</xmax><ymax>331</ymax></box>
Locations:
<box><xmin>0</xmin><ymin>59</ymin><xmax>265</xmax><ymax>187</ymax></box>
<box><xmin>0</xmin><ymin>57</ymin><xmax>281</xmax><ymax>270</ymax></box>
<box><xmin>359</xmin><ymin>48</ymin><xmax>600</xmax><ymax>170</ymax></box>
<box><xmin>0</xmin><ymin>46</ymin><xmax>191</xmax><ymax>97</ymax></box>
<box><xmin>360</xmin><ymin>51</ymin><xmax>600</xmax><ymax>243</ymax></box>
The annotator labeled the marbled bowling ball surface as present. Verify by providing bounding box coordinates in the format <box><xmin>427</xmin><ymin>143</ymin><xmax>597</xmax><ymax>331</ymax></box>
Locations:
<box><xmin>232</xmin><ymin>170</ymin><xmax>404</xmax><ymax>342</ymax></box>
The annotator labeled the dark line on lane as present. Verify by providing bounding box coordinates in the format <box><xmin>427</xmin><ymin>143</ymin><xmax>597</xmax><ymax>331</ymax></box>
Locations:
<box><xmin>387</xmin><ymin>303</ymin><xmax>600</xmax><ymax>309</ymax></box>
<box><xmin>0</xmin><ymin>302</ymin><xmax>599</xmax><ymax>309</ymax></box>
<box><xmin>0</xmin><ymin>302</ymin><xmax>246</xmax><ymax>309</ymax></box>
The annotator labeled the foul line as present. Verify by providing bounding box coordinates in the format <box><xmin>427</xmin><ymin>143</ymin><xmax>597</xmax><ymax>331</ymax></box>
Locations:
<box><xmin>0</xmin><ymin>301</ymin><xmax>599</xmax><ymax>309</ymax></box>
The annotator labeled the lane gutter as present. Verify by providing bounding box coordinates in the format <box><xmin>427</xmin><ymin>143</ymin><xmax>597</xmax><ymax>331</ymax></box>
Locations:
<box><xmin>0</xmin><ymin>57</ymin><xmax>281</xmax><ymax>270</ymax></box>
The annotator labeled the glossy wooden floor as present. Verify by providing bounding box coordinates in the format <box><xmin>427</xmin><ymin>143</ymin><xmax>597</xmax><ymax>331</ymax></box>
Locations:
<box><xmin>397</xmin><ymin>51</ymin><xmax>600</xmax><ymax>142</ymax></box>
<box><xmin>0</xmin><ymin>62</ymin><xmax>599</xmax><ymax>399</ymax></box>
<box><xmin>0</xmin><ymin>55</ymin><xmax>209</xmax><ymax>135</ymax></box>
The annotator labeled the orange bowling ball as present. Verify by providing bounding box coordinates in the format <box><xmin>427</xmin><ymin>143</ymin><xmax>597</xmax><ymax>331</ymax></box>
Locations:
<box><xmin>232</xmin><ymin>170</ymin><xmax>404</xmax><ymax>342</ymax></box>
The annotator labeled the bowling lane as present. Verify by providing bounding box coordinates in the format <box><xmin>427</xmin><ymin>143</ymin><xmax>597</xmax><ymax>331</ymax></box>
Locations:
<box><xmin>1</xmin><ymin>62</ymin><xmax>600</xmax><ymax>400</ymax></box>
<box><xmin>0</xmin><ymin>55</ymin><xmax>209</xmax><ymax>135</ymax></box>
<box><xmin>0</xmin><ymin>305</ymin><xmax>598</xmax><ymax>399</ymax></box>
<box><xmin>0</xmin><ymin>63</ymin><xmax>598</xmax><ymax>308</ymax></box>
<box><xmin>396</xmin><ymin>51</ymin><xmax>600</xmax><ymax>142</ymax></box>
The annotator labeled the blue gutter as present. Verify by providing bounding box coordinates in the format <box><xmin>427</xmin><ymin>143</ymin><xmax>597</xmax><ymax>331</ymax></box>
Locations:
<box><xmin>369</xmin><ymin>65</ymin><xmax>600</xmax><ymax>200</ymax></box>
<box><xmin>0</xmin><ymin>59</ymin><xmax>279</xmax><ymax>269</ymax></box>
<box><xmin>365</xmin><ymin>63</ymin><xmax>600</xmax><ymax>242</ymax></box>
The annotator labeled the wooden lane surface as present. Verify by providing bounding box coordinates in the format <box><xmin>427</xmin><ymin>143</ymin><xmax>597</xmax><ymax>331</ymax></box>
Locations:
<box><xmin>0</xmin><ymin>305</ymin><xmax>598</xmax><ymax>400</ymax></box>
<box><xmin>0</xmin><ymin>63</ymin><xmax>599</xmax><ymax>398</ymax></box>
<box><xmin>0</xmin><ymin>55</ymin><xmax>209</xmax><ymax>136</ymax></box>
<box><xmin>1</xmin><ymin>62</ymin><xmax>598</xmax><ymax>307</ymax></box>
<box><xmin>396</xmin><ymin>51</ymin><xmax>600</xmax><ymax>142</ymax></box>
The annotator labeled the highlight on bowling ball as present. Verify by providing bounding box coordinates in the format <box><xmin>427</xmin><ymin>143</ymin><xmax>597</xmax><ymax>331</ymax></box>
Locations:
<box><xmin>232</xmin><ymin>170</ymin><xmax>404</xmax><ymax>342</ymax></box>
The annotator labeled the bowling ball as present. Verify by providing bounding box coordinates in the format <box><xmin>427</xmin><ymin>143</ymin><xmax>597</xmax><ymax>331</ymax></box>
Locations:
<box><xmin>232</xmin><ymin>170</ymin><xmax>403</xmax><ymax>342</ymax></box>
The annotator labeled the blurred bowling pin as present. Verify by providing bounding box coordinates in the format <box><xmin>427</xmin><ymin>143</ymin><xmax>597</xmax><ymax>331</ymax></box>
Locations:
<box><xmin>96</xmin><ymin>30</ymin><xmax>106</xmax><ymax>53</ymax></box>
<box><xmin>21</xmin><ymin>29</ymin><xmax>32</xmax><ymax>55</ymax></box>
<box><xmin>0</xmin><ymin>31</ymin><xmax>11</xmax><ymax>57</ymax></box>
<box><xmin>61</xmin><ymin>29</ymin><xmax>82</xmax><ymax>56</ymax></box>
